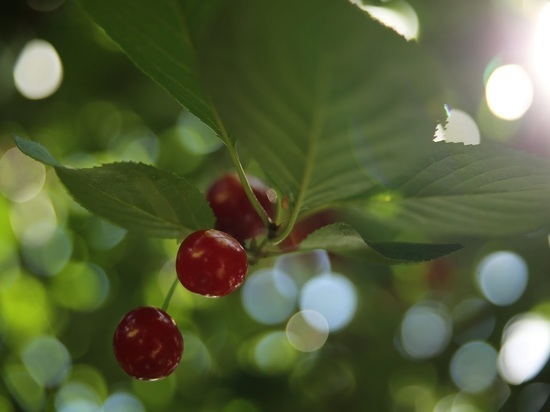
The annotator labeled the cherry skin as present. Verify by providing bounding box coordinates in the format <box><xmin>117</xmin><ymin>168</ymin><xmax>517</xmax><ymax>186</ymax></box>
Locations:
<box><xmin>207</xmin><ymin>172</ymin><xmax>276</xmax><ymax>241</ymax></box>
<box><xmin>176</xmin><ymin>229</ymin><xmax>248</xmax><ymax>297</ymax></box>
<box><xmin>280</xmin><ymin>210</ymin><xmax>337</xmax><ymax>252</ymax></box>
<box><xmin>113</xmin><ymin>306</ymin><xmax>184</xmax><ymax>380</ymax></box>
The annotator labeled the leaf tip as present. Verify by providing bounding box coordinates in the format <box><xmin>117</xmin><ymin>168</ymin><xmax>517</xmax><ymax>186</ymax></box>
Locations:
<box><xmin>12</xmin><ymin>135</ymin><xmax>61</xmax><ymax>167</ymax></box>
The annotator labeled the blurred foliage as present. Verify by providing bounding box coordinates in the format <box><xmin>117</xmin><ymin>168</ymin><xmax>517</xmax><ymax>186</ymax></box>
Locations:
<box><xmin>1</xmin><ymin>1</ymin><xmax>550</xmax><ymax>411</ymax></box>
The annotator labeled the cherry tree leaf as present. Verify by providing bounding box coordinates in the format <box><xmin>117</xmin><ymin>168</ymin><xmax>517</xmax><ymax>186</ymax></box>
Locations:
<box><xmin>299</xmin><ymin>223</ymin><xmax>462</xmax><ymax>263</ymax></box>
<box><xmin>197</xmin><ymin>0</ymin><xmax>444</xmax><ymax>213</ymax></box>
<box><xmin>356</xmin><ymin>142</ymin><xmax>550</xmax><ymax>237</ymax></box>
<box><xmin>11</xmin><ymin>134</ymin><xmax>60</xmax><ymax>167</ymax></box>
<box><xmin>78</xmin><ymin>0</ymin><xmax>227</xmax><ymax>141</ymax></box>
<box><xmin>13</xmin><ymin>136</ymin><xmax>214</xmax><ymax>238</ymax></box>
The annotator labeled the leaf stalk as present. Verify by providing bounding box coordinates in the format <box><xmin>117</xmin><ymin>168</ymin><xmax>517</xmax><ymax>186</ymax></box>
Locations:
<box><xmin>211</xmin><ymin>105</ymin><xmax>273</xmax><ymax>231</ymax></box>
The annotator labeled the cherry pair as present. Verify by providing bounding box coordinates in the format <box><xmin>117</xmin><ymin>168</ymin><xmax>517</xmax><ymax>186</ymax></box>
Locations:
<box><xmin>176</xmin><ymin>172</ymin><xmax>275</xmax><ymax>297</ymax></box>
<box><xmin>114</xmin><ymin>173</ymin><xmax>274</xmax><ymax>380</ymax></box>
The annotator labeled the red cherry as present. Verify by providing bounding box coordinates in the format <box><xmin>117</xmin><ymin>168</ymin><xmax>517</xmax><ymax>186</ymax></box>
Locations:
<box><xmin>280</xmin><ymin>210</ymin><xmax>337</xmax><ymax>251</ymax></box>
<box><xmin>176</xmin><ymin>229</ymin><xmax>248</xmax><ymax>297</ymax></box>
<box><xmin>427</xmin><ymin>258</ymin><xmax>455</xmax><ymax>290</ymax></box>
<box><xmin>113</xmin><ymin>306</ymin><xmax>184</xmax><ymax>380</ymax></box>
<box><xmin>207</xmin><ymin>172</ymin><xmax>276</xmax><ymax>241</ymax></box>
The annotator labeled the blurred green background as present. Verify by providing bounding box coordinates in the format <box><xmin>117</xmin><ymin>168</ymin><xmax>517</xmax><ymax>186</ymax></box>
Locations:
<box><xmin>1</xmin><ymin>0</ymin><xmax>550</xmax><ymax>411</ymax></box>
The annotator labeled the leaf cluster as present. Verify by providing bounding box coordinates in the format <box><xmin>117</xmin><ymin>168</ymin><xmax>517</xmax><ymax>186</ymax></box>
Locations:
<box><xmin>14</xmin><ymin>0</ymin><xmax>550</xmax><ymax>263</ymax></box>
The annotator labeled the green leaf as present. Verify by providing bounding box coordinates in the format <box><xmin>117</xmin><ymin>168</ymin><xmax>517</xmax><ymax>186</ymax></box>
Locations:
<box><xmin>359</xmin><ymin>142</ymin><xmax>550</xmax><ymax>237</ymax></box>
<box><xmin>197</xmin><ymin>0</ymin><xmax>444</xmax><ymax>213</ymax></box>
<box><xmin>299</xmin><ymin>223</ymin><xmax>370</xmax><ymax>253</ymax></box>
<box><xmin>55</xmin><ymin>163</ymin><xmax>214</xmax><ymax>238</ymax></box>
<box><xmin>14</xmin><ymin>136</ymin><xmax>214</xmax><ymax>238</ymax></box>
<box><xmin>367</xmin><ymin>241</ymin><xmax>463</xmax><ymax>263</ymax></box>
<box><xmin>299</xmin><ymin>223</ymin><xmax>462</xmax><ymax>264</ymax></box>
<box><xmin>12</xmin><ymin>135</ymin><xmax>60</xmax><ymax>167</ymax></box>
<box><xmin>77</xmin><ymin>0</ymin><xmax>224</xmax><ymax>139</ymax></box>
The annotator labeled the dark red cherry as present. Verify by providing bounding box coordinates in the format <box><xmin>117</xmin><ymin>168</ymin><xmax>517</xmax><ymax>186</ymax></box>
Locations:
<box><xmin>113</xmin><ymin>306</ymin><xmax>184</xmax><ymax>380</ymax></box>
<box><xmin>280</xmin><ymin>210</ymin><xmax>337</xmax><ymax>251</ymax></box>
<box><xmin>207</xmin><ymin>172</ymin><xmax>276</xmax><ymax>241</ymax></box>
<box><xmin>176</xmin><ymin>229</ymin><xmax>248</xmax><ymax>297</ymax></box>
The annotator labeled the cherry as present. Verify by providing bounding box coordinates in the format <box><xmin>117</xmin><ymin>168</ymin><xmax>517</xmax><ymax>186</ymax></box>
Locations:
<box><xmin>176</xmin><ymin>229</ymin><xmax>248</xmax><ymax>297</ymax></box>
<box><xmin>207</xmin><ymin>172</ymin><xmax>276</xmax><ymax>241</ymax></box>
<box><xmin>113</xmin><ymin>306</ymin><xmax>184</xmax><ymax>380</ymax></box>
<box><xmin>427</xmin><ymin>258</ymin><xmax>455</xmax><ymax>291</ymax></box>
<box><xmin>280</xmin><ymin>210</ymin><xmax>337</xmax><ymax>251</ymax></box>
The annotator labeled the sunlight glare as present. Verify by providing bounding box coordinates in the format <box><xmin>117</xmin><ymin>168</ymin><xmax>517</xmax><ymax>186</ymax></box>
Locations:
<box><xmin>21</xmin><ymin>227</ymin><xmax>72</xmax><ymax>277</ymax></box>
<box><xmin>353</xmin><ymin>1</ymin><xmax>419</xmax><ymax>41</ymax></box>
<box><xmin>532</xmin><ymin>3</ymin><xmax>550</xmax><ymax>94</ymax></box>
<box><xmin>485</xmin><ymin>65</ymin><xmax>533</xmax><ymax>120</ymax></box>
<box><xmin>55</xmin><ymin>382</ymin><xmax>102</xmax><ymax>412</ymax></box>
<box><xmin>476</xmin><ymin>251</ymin><xmax>528</xmax><ymax>306</ymax></box>
<box><xmin>299</xmin><ymin>272</ymin><xmax>357</xmax><ymax>332</ymax></box>
<box><xmin>10</xmin><ymin>192</ymin><xmax>57</xmax><ymax>244</ymax></box>
<box><xmin>241</xmin><ymin>268</ymin><xmax>297</xmax><ymax>325</ymax></box>
<box><xmin>103</xmin><ymin>392</ymin><xmax>145</xmax><ymax>412</ymax></box>
<box><xmin>0</xmin><ymin>147</ymin><xmax>46</xmax><ymax>203</ymax></box>
<box><xmin>450</xmin><ymin>341</ymin><xmax>498</xmax><ymax>393</ymax></box>
<box><xmin>22</xmin><ymin>336</ymin><xmax>71</xmax><ymax>388</ymax></box>
<box><xmin>434</xmin><ymin>108</ymin><xmax>480</xmax><ymax>145</ymax></box>
<box><xmin>400</xmin><ymin>302</ymin><xmax>452</xmax><ymax>359</ymax></box>
<box><xmin>13</xmin><ymin>39</ymin><xmax>63</xmax><ymax>100</ymax></box>
<box><xmin>286</xmin><ymin>310</ymin><xmax>329</xmax><ymax>352</ymax></box>
<box><xmin>274</xmin><ymin>249</ymin><xmax>331</xmax><ymax>289</ymax></box>
<box><xmin>498</xmin><ymin>314</ymin><xmax>550</xmax><ymax>385</ymax></box>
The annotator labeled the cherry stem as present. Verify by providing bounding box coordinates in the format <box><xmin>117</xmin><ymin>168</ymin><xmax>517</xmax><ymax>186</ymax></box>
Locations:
<box><xmin>270</xmin><ymin>204</ymin><xmax>300</xmax><ymax>245</ymax></box>
<box><xmin>229</xmin><ymin>146</ymin><xmax>273</xmax><ymax>229</ymax></box>
<box><xmin>210</xmin><ymin>103</ymin><xmax>273</xmax><ymax>231</ymax></box>
<box><xmin>161</xmin><ymin>277</ymin><xmax>179</xmax><ymax>312</ymax></box>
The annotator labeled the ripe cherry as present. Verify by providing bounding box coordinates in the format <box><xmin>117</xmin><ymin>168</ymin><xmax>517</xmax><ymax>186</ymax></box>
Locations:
<box><xmin>280</xmin><ymin>210</ymin><xmax>337</xmax><ymax>251</ymax></box>
<box><xmin>207</xmin><ymin>172</ymin><xmax>276</xmax><ymax>241</ymax></box>
<box><xmin>113</xmin><ymin>306</ymin><xmax>184</xmax><ymax>380</ymax></box>
<box><xmin>176</xmin><ymin>229</ymin><xmax>248</xmax><ymax>297</ymax></box>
